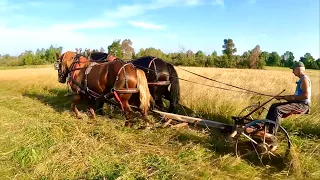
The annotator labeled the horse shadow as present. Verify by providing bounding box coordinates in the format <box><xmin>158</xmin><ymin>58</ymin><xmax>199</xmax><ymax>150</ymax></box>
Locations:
<box><xmin>23</xmin><ymin>88</ymin><xmax>124</xmax><ymax>119</ymax></box>
<box><xmin>23</xmin><ymin>88</ymin><xmax>75</xmax><ymax>113</ymax></box>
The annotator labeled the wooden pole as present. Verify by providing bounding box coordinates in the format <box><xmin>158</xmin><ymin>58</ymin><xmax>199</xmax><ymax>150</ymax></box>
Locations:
<box><xmin>152</xmin><ymin>110</ymin><xmax>234</xmax><ymax>132</ymax></box>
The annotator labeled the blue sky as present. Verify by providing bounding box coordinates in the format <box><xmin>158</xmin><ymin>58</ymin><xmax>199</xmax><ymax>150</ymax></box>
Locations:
<box><xmin>0</xmin><ymin>0</ymin><xmax>319</xmax><ymax>59</ymax></box>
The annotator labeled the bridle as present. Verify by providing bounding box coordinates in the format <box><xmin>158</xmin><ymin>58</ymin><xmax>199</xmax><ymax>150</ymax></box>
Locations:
<box><xmin>54</xmin><ymin>58</ymin><xmax>68</xmax><ymax>81</ymax></box>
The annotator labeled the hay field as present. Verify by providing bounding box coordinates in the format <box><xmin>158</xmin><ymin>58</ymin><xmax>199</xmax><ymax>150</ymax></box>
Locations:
<box><xmin>0</xmin><ymin>66</ymin><xmax>319</xmax><ymax>179</ymax></box>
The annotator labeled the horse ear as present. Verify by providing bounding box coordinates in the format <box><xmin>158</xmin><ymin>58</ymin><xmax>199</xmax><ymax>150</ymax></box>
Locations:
<box><xmin>56</xmin><ymin>52</ymin><xmax>61</xmax><ymax>60</ymax></box>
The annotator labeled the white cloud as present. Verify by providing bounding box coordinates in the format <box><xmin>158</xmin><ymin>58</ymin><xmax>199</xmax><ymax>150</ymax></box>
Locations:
<box><xmin>0</xmin><ymin>0</ymin><xmax>46</xmax><ymax>12</ymax></box>
<box><xmin>105</xmin><ymin>4</ymin><xmax>148</xmax><ymax>18</ymax></box>
<box><xmin>0</xmin><ymin>0</ymin><xmax>18</xmax><ymax>12</ymax></box>
<box><xmin>185</xmin><ymin>0</ymin><xmax>201</xmax><ymax>6</ymax></box>
<box><xmin>0</xmin><ymin>18</ymin><xmax>120</xmax><ymax>55</ymax></box>
<box><xmin>212</xmin><ymin>0</ymin><xmax>224</xmax><ymax>6</ymax></box>
<box><xmin>128</xmin><ymin>21</ymin><xmax>164</xmax><ymax>30</ymax></box>
<box><xmin>105</xmin><ymin>0</ymin><xmax>204</xmax><ymax>19</ymax></box>
<box><xmin>51</xmin><ymin>20</ymin><xmax>118</xmax><ymax>31</ymax></box>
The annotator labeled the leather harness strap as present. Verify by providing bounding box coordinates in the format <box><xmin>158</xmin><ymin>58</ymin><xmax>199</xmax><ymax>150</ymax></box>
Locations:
<box><xmin>146</xmin><ymin>57</ymin><xmax>171</xmax><ymax>86</ymax></box>
<box><xmin>147</xmin><ymin>57</ymin><xmax>158</xmax><ymax>80</ymax></box>
<box><xmin>66</xmin><ymin>57</ymin><xmax>139</xmax><ymax>111</ymax></box>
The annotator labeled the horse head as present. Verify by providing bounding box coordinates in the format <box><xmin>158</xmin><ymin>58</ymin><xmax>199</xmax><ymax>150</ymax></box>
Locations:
<box><xmin>54</xmin><ymin>51</ymin><xmax>77</xmax><ymax>83</ymax></box>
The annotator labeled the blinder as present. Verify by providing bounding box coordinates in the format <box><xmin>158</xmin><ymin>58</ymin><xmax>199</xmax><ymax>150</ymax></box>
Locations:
<box><xmin>54</xmin><ymin>62</ymin><xmax>60</xmax><ymax>70</ymax></box>
<box><xmin>54</xmin><ymin>59</ymin><xmax>61</xmax><ymax>70</ymax></box>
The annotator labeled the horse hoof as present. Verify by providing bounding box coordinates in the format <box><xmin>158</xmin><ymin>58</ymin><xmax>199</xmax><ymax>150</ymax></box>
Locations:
<box><xmin>76</xmin><ymin>115</ymin><xmax>82</xmax><ymax>119</ymax></box>
<box><xmin>124</xmin><ymin>121</ymin><xmax>133</xmax><ymax>127</ymax></box>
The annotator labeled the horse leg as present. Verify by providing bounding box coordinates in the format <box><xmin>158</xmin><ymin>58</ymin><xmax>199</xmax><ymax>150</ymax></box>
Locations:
<box><xmin>121</xmin><ymin>99</ymin><xmax>134</xmax><ymax>127</ymax></box>
<box><xmin>154</xmin><ymin>87</ymin><xmax>165</xmax><ymax>111</ymax></box>
<box><xmin>139</xmin><ymin>107</ymin><xmax>153</xmax><ymax>129</ymax></box>
<box><xmin>72</xmin><ymin>94</ymin><xmax>82</xmax><ymax>119</ymax></box>
<box><xmin>95</xmin><ymin>100</ymin><xmax>104</xmax><ymax>115</ymax></box>
<box><xmin>88</xmin><ymin>101</ymin><xmax>96</xmax><ymax>119</ymax></box>
<box><xmin>163</xmin><ymin>87</ymin><xmax>176</xmax><ymax>113</ymax></box>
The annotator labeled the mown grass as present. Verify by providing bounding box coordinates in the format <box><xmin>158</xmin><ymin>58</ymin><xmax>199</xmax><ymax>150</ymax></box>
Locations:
<box><xmin>0</xmin><ymin>66</ymin><xmax>319</xmax><ymax>179</ymax></box>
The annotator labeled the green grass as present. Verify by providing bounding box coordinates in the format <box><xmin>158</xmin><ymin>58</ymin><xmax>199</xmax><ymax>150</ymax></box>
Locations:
<box><xmin>0</xmin><ymin>67</ymin><xmax>319</xmax><ymax>179</ymax></box>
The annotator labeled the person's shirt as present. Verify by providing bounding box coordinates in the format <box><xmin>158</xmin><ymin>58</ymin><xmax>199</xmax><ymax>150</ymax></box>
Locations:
<box><xmin>294</xmin><ymin>74</ymin><xmax>312</xmax><ymax>104</ymax></box>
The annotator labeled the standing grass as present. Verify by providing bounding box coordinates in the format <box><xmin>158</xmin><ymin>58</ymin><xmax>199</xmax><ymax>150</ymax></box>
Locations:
<box><xmin>0</xmin><ymin>66</ymin><xmax>319</xmax><ymax>179</ymax></box>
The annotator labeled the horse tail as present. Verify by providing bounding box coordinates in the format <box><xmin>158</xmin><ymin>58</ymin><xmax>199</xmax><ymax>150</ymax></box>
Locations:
<box><xmin>136</xmin><ymin>69</ymin><xmax>152</xmax><ymax>114</ymax></box>
<box><xmin>167</xmin><ymin>63</ymin><xmax>180</xmax><ymax>106</ymax></box>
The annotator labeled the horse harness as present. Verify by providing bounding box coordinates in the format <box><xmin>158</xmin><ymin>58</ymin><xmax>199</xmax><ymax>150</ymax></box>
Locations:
<box><xmin>66</xmin><ymin>56</ymin><xmax>139</xmax><ymax>111</ymax></box>
<box><xmin>146</xmin><ymin>57</ymin><xmax>171</xmax><ymax>86</ymax></box>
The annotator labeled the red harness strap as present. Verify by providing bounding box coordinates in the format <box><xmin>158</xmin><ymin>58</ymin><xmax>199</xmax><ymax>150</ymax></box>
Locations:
<box><xmin>113</xmin><ymin>90</ymin><xmax>124</xmax><ymax>111</ymax></box>
<box><xmin>112</xmin><ymin>63</ymin><xmax>136</xmax><ymax>111</ymax></box>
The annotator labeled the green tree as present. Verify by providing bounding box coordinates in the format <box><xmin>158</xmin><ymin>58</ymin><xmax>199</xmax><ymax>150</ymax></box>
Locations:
<box><xmin>195</xmin><ymin>50</ymin><xmax>206</xmax><ymax>66</ymax></box>
<box><xmin>248</xmin><ymin>45</ymin><xmax>261</xmax><ymax>69</ymax></box>
<box><xmin>108</xmin><ymin>39</ymin><xmax>122</xmax><ymax>58</ymax></box>
<box><xmin>121</xmin><ymin>39</ymin><xmax>134</xmax><ymax>59</ymax></box>
<box><xmin>222</xmin><ymin>38</ymin><xmax>237</xmax><ymax>60</ymax></box>
<box><xmin>316</xmin><ymin>58</ymin><xmax>320</xmax><ymax>70</ymax></box>
<box><xmin>299</xmin><ymin>53</ymin><xmax>315</xmax><ymax>69</ymax></box>
<box><xmin>241</xmin><ymin>50</ymin><xmax>251</xmax><ymax>59</ymax></box>
<box><xmin>34</xmin><ymin>49</ymin><xmax>42</xmax><ymax>65</ymax></box>
<box><xmin>136</xmin><ymin>48</ymin><xmax>145</xmax><ymax>57</ymax></box>
<box><xmin>205</xmin><ymin>51</ymin><xmax>218</xmax><ymax>67</ymax></box>
<box><xmin>267</xmin><ymin>52</ymin><xmax>281</xmax><ymax>66</ymax></box>
<box><xmin>281</xmin><ymin>51</ymin><xmax>295</xmax><ymax>67</ymax></box>
<box><xmin>20</xmin><ymin>51</ymin><xmax>34</xmax><ymax>65</ymax></box>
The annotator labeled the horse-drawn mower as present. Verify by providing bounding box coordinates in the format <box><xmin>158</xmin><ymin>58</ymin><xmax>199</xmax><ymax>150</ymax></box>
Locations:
<box><xmin>152</xmin><ymin>89</ymin><xmax>292</xmax><ymax>165</ymax></box>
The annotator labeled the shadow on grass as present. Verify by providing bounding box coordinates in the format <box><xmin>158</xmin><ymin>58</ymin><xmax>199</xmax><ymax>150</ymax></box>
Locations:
<box><xmin>23</xmin><ymin>87</ymin><xmax>292</xmax><ymax>173</ymax></box>
<box><xmin>23</xmin><ymin>88</ymin><xmax>84</xmax><ymax>113</ymax></box>
<box><xmin>172</xmin><ymin>125</ymin><xmax>292</xmax><ymax>174</ymax></box>
<box><xmin>156</xmin><ymin>103</ymin><xmax>293</xmax><ymax>173</ymax></box>
<box><xmin>22</xmin><ymin>88</ymin><xmax>141</xmax><ymax>121</ymax></box>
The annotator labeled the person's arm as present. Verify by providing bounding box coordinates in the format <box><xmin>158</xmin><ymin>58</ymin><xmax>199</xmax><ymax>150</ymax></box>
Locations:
<box><xmin>282</xmin><ymin>77</ymin><xmax>310</xmax><ymax>101</ymax></box>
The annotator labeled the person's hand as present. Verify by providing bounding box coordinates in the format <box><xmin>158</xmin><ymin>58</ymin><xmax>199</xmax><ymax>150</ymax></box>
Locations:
<box><xmin>283</xmin><ymin>95</ymin><xmax>293</xmax><ymax>101</ymax></box>
<box><xmin>274</xmin><ymin>96</ymin><xmax>284</xmax><ymax>100</ymax></box>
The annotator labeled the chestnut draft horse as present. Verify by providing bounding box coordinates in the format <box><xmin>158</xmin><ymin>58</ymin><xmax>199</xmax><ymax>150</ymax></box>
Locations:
<box><xmin>128</xmin><ymin>56</ymin><xmax>180</xmax><ymax>113</ymax></box>
<box><xmin>54</xmin><ymin>51</ymin><xmax>152</xmax><ymax>127</ymax></box>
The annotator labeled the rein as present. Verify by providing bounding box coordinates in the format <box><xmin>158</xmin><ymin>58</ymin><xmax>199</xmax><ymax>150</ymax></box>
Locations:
<box><xmin>176</xmin><ymin>66</ymin><xmax>274</xmax><ymax>97</ymax></box>
<box><xmin>132</xmin><ymin>62</ymin><xmax>274</xmax><ymax>97</ymax></box>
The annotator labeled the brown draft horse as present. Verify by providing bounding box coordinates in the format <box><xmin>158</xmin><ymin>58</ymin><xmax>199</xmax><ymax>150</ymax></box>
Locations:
<box><xmin>54</xmin><ymin>51</ymin><xmax>152</xmax><ymax>127</ymax></box>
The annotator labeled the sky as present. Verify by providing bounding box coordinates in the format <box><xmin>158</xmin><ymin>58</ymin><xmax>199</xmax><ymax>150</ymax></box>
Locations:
<box><xmin>0</xmin><ymin>0</ymin><xmax>319</xmax><ymax>59</ymax></box>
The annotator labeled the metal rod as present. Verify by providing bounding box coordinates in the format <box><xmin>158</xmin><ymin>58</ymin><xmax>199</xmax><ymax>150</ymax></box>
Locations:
<box><xmin>240</xmin><ymin>89</ymin><xmax>286</xmax><ymax>121</ymax></box>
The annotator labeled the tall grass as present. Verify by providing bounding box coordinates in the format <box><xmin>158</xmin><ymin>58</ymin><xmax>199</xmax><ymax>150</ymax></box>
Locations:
<box><xmin>0</xmin><ymin>66</ymin><xmax>319</xmax><ymax>179</ymax></box>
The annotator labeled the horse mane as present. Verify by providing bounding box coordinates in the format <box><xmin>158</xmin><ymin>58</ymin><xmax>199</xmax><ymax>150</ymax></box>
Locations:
<box><xmin>89</xmin><ymin>52</ymin><xmax>109</xmax><ymax>61</ymax></box>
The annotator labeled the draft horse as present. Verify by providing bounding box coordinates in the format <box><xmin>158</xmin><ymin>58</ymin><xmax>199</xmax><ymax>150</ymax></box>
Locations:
<box><xmin>54</xmin><ymin>51</ymin><xmax>152</xmax><ymax>127</ymax></box>
<box><xmin>129</xmin><ymin>56</ymin><xmax>180</xmax><ymax>113</ymax></box>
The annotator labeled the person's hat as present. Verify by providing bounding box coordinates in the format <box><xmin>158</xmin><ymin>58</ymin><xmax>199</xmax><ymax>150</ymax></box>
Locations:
<box><xmin>290</xmin><ymin>61</ymin><xmax>305</xmax><ymax>69</ymax></box>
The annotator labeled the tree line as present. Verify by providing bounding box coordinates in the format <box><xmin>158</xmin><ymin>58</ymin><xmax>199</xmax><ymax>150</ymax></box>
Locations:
<box><xmin>1</xmin><ymin>39</ymin><xmax>319</xmax><ymax>70</ymax></box>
